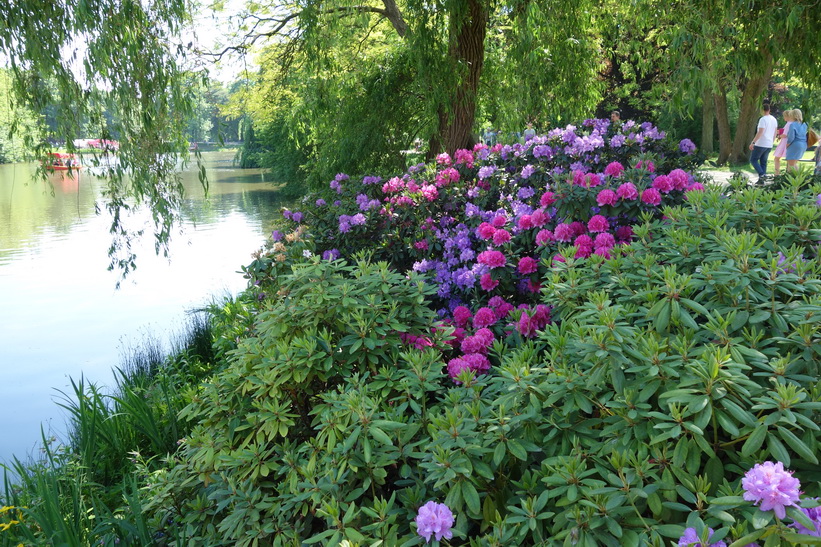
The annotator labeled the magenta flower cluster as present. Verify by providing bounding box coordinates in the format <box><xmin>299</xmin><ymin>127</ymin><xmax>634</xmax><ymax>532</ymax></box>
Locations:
<box><xmin>415</xmin><ymin>501</ymin><xmax>454</xmax><ymax>543</ymax></box>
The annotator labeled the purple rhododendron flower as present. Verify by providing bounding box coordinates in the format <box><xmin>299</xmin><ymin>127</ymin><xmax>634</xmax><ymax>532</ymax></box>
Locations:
<box><xmin>478</xmin><ymin>165</ymin><xmax>496</xmax><ymax>179</ymax></box>
<box><xmin>415</xmin><ymin>501</ymin><xmax>454</xmax><ymax>543</ymax></box>
<box><xmin>315</xmin><ymin>198</ymin><xmax>326</xmax><ymax>207</ymax></box>
<box><xmin>678</xmin><ymin>527</ymin><xmax>726</xmax><ymax>547</ymax></box>
<box><xmin>322</xmin><ymin>249</ymin><xmax>340</xmax><ymax>261</ymax></box>
<box><xmin>742</xmin><ymin>461</ymin><xmax>801</xmax><ymax>519</ymax></box>
<box><xmin>271</xmin><ymin>230</ymin><xmax>283</xmax><ymax>242</ymax></box>
<box><xmin>679</xmin><ymin>138</ymin><xmax>697</xmax><ymax>154</ymax></box>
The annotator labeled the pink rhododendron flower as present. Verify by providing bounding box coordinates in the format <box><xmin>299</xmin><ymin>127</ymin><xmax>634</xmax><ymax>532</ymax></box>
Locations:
<box><xmin>382</xmin><ymin>177</ymin><xmax>404</xmax><ymax>193</ymax></box>
<box><xmin>463</xmin><ymin>353</ymin><xmax>491</xmax><ymax>372</ymax></box>
<box><xmin>517</xmin><ymin>215</ymin><xmax>533</xmax><ymax>230</ymax></box>
<box><xmin>414</xmin><ymin>240</ymin><xmax>429</xmax><ymax>250</ymax></box>
<box><xmin>477</xmin><ymin>222</ymin><xmax>496</xmax><ymax>240</ymax></box>
<box><xmin>447</xmin><ymin>357</ymin><xmax>471</xmax><ymax>381</ymax></box>
<box><xmin>530</xmin><ymin>208</ymin><xmax>547</xmax><ymax>227</ymax></box>
<box><xmin>686</xmin><ymin>182</ymin><xmax>705</xmax><ymax>192</ymax></box>
<box><xmin>574</xmin><ymin>234</ymin><xmax>594</xmax><ymax>252</ymax></box>
<box><xmin>491</xmin><ymin>214</ymin><xmax>508</xmax><ymax>228</ymax></box>
<box><xmin>617</xmin><ymin>182</ymin><xmax>639</xmax><ymax>200</ymax></box>
<box><xmin>421</xmin><ymin>184</ymin><xmax>439</xmax><ymax>201</ymax></box>
<box><xmin>494</xmin><ymin>301</ymin><xmax>514</xmax><ymax>319</ymax></box>
<box><xmin>454</xmin><ymin>148</ymin><xmax>474</xmax><ymax>167</ymax></box>
<box><xmin>435</xmin><ymin>167</ymin><xmax>460</xmax><ymax>186</ymax></box>
<box><xmin>641</xmin><ymin>188</ymin><xmax>662</xmax><ymax>206</ymax></box>
<box><xmin>453</xmin><ymin>306</ymin><xmax>472</xmax><ymax>327</ymax></box>
<box><xmin>553</xmin><ymin>254</ymin><xmax>566</xmax><ymax>263</ymax></box>
<box><xmin>742</xmin><ymin>461</ymin><xmax>801</xmax><ymax>519</ymax></box>
<box><xmin>535</xmin><ymin>229</ymin><xmax>554</xmax><ymax>246</ymax></box>
<box><xmin>492</xmin><ymin>229</ymin><xmax>511</xmax><ymax>245</ymax></box>
<box><xmin>415</xmin><ymin>501</ymin><xmax>454</xmax><ymax>543</ymax></box>
<box><xmin>594</xmin><ymin>232</ymin><xmax>615</xmax><ymax>249</ymax></box>
<box><xmin>554</xmin><ymin>223</ymin><xmax>574</xmax><ymax>242</ymax></box>
<box><xmin>474</xmin><ymin>327</ymin><xmax>495</xmax><ymax>346</ymax></box>
<box><xmin>593</xmin><ymin>246</ymin><xmax>611</xmax><ymax>259</ymax></box>
<box><xmin>540</xmin><ymin>191</ymin><xmax>556</xmax><ymax>207</ymax></box>
<box><xmin>635</xmin><ymin>160</ymin><xmax>655</xmax><ymax>173</ymax></box>
<box><xmin>526</xmin><ymin>279</ymin><xmax>541</xmax><ymax>293</ymax></box>
<box><xmin>572</xmin><ymin>170</ymin><xmax>586</xmax><ymax>186</ymax></box>
<box><xmin>435</xmin><ymin>153</ymin><xmax>452</xmax><ymax>166</ymax></box>
<box><xmin>480</xmin><ymin>273</ymin><xmax>499</xmax><ymax>291</ymax></box>
<box><xmin>596</xmin><ymin>189</ymin><xmax>618</xmax><ymax>206</ymax></box>
<box><xmin>669</xmin><ymin>168</ymin><xmax>690</xmax><ymax>190</ymax></box>
<box><xmin>518</xmin><ymin>256</ymin><xmax>539</xmax><ymax>274</ymax></box>
<box><xmin>604</xmin><ymin>161</ymin><xmax>625</xmax><ymax>177</ymax></box>
<box><xmin>473</xmin><ymin>307</ymin><xmax>497</xmax><ymax>328</ymax></box>
<box><xmin>587</xmin><ymin>215</ymin><xmax>609</xmax><ymax>233</ymax></box>
<box><xmin>488</xmin><ymin>296</ymin><xmax>506</xmax><ymax>308</ymax></box>
<box><xmin>652</xmin><ymin>175</ymin><xmax>673</xmax><ymax>193</ymax></box>
<box><xmin>477</xmin><ymin>250</ymin><xmax>506</xmax><ymax>268</ymax></box>
<box><xmin>584</xmin><ymin>173</ymin><xmax>603</xmax><ymax>187</ymax></box>
<box><xmin>406</xmin><ymin>180</ymin><xmax>420</xmax><ymax>193</ymax></box>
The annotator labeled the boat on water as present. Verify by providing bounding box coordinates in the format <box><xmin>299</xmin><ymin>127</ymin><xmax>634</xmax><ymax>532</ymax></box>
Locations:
<box><xmin>44</xmin><ymin>152</ymin><xmax>82</xmax><ymax>170</ymax></box>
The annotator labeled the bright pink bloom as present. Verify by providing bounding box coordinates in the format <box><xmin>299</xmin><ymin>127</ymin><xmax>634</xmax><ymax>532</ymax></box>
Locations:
<box><xmin>488</xmin><ymin>296</ymin><xmax>506</xmax><ymax>308</ymax></box>
<box><xmin>587</xmin><ymin>215</ymin><xmax>609</xmax><ymax>233</ymax></box>
<box><xmin>535</xmin><ymin>229</ymin><xmax>554</xmax><ymax>246</ymax></box>
<box><xmin>651</xmin><ymin>175</ymin><xmax>673</xmax><ymax>193</ymax></box>
<box><xmin>635</xmin><ymin>160</ymin><xmax>655</xmax><ymax>173</ymax></box>
<box><xmin>742</xmin><ymin>461</ymin><xmax>801</xmax><ymax>519</ymax></box>
<box><xmin>526</xmin><ymin>279</ymin><xmax>541</xmax><ymax>293</ymax></box>
<box><xmin>473</xmin><ymin>307</ymin><xmax>497</xmax><ymax>328</ymax></box>
<box><xmin>517</xmin><ymin>215</ymin><xmax>533</xmax><ymax>230</ymax></box>
<box><xmin>463</xmin><ymin>353</ymin><xmax>491</xmax><ymax>372</ymax></box>
<box><xmin>474</xmin><ymin>327</ymin><xmax>495</xmax><ymax>346</ymax></box>
<box><xmin>461</xmin><ymin>333</ymin><xmax>489</xmax><ymax>354</ymax></box>
<box><xmin>617</xmin><ymin>182</ymin><xmax>639</xmax><ymax>200</ymax></box>
<box><xmin>572</xmin><ymin>170</ymin><xmax>586</xmax><ymax>186</ymax></box>
<box><xmin>479</xmin><ymin>273</ymin><xmax>499</xmax><ymax>291</ymax></box>
<box><xmin>454</xmin><ymin>148</ymin><xmax>474</xmax><ymax>168</ymax></box>
<box><xmin>421</xmin><ymin>184</ymin><xmax>439</xmax><ymax>201</ymax></box>
<box><xmin>553</xmin><ymin>223</ymin><xmax>574</xmax><ymax>242</ymax></box>
<box><xmin>447</xmin><ymin>357</ymin><xmax>471</xmax><ymax>382</ymax></box>
<box><xmin>593</xmin><ymin>246</ymin><xmax>611</xmax><ymax>259</ymax></box>
<box><xmin>641</xmin><ymin>187</ymin><xmax>662</xmax><ymax>206</ymax></box>
<box><xmin>686</xmin><ymin>182</ymin><xmax>705</xmax><ymax>192</ymax></box>
<box><xmin>540</xmin><ymin>191</ymin><xmax>556</xmax><ymax>207</ymax></box>
<box><xmin>491</xmin><ymin>214</ymin><xmax>508</xmax><ymax>228</ymax></box>
<box><xmin>477</xmin><ymin>250</ymin><xmax>506</xmax><ymax>268</ymax></box>
<box><xmin>518</xmin><ymin>256</ymin><xmax>539</xmax><ymax>275</ymax></box>
<box><xmin>604</xmin><ymin>161</ymin><xmax>625</xmax><ymax>177</ymax></box>
<box><xmin>414</xmin><ymin>240</ymin><xmax>429</xmax><ymax>250</ymax></box>
<box><xmin>552</xmin><ymin>254</ymin><xmax>566</xmax><ymax>263</ymax></box>
<box><xmin>574</xmin><ymin>234</ymin><xmax>593</xmax><ymax>252</ymax></box>
<box><xmin>594</xmin><ymin>232</ymin><xmax>615</xmax><ymax>249</ymax></box>
<box><xmin>477</xmin><ymin>222</ymin><xmax>496</xmax><ymax>240</ymax></box>
<box><xmin>492</xmin><ymin>229</ymin><xmax>511</xmax><ymax>245</ymax></box>
<box><xmin>575</xmin><ymin>247</ymin><xmax>592</xmax><ymax>259</ymax></box>
<box><xmin>436</xmin><ymin>153</ymin><xmax>452</xmax><ymax>166</ymax></box>
<box><xmin>530</xmin><ymin>209</ymin><xmax>547</xmax><ymax>227</ymax></box>
<box><xmin>453</xmin><ymin>306</ymin><xmax>472</xmax><ymax>327</ymax></box>
<box><xmin>495</xmin><ymin>301</ymin><xmax>514</xmax><ymax>319</ymax></box>
<box><xmin>435</xmin><ymin>167</ymin><xmax>460</xmax><ymax>186</ymax></box>
<box><xmin>584</xmin><ymin>173</ymin><xmax>603</xmax><ymax>187</ymax></box>
<box><xmin>596</xmin><ymin>189</ymin><xmax>618</xmax><ymax>206</ymax></box>
<box><xmin>669</xmin><ymin>169</ymin><xmax>690</xmax><ymax>190</ymax></box>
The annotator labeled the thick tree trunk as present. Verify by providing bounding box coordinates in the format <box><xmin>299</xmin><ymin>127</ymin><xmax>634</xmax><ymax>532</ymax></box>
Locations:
<box><xmin>701</xmin><ymin>87</ymin><xmax>715</xmax><ymax>156</ymax></box>
<box><xmin>730</xmin><ymin>55</ymin><xmax>774</xmax><ymax>164</ymax></box>
<box><xmin>714</xmin><ymin>86</ymin><xmax>732</xmax><ymax>166</ymax></box>
<box><xmin>435</xmin><ymin>0</ymin><xmax>487</xmax><ymax>155</ymax></box>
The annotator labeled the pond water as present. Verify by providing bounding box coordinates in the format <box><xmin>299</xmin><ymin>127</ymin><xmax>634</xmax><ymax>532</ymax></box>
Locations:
<box><xmin>0</xmin><ymin>151</ymin><xmax>283</xmax><ymax>465</ymax></box>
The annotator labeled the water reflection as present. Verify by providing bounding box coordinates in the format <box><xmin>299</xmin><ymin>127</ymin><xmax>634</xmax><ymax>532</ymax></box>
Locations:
<box><xmin>0</xmin><ymin>151</ymin><xmax>283</xmax><ymax>464</ymax></box>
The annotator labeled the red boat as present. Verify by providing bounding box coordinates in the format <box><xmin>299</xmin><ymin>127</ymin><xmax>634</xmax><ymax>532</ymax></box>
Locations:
<box><xmin>44</xmin><ymin>152</ymin><xmax>82</xmax><ymax>170</ymax></box>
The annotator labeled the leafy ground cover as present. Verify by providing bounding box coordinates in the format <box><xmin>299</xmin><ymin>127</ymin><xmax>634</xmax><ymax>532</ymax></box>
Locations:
<box><xmin>2</xmin><ymin>119</ymin><xmax>820</xmax><ymax>547</ymax></box>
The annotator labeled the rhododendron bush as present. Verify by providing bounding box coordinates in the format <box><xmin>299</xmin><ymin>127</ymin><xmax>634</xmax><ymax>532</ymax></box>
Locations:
<box><xmin>138</xmin><ymin>127</ymin><xmax>821</xmax><ymax>546</ymax></box>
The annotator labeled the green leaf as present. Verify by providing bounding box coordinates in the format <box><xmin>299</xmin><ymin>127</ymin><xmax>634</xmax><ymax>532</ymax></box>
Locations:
<box><xmin>741</xmin><ymin>424</ymin><xmax>767</xmax><ymax>457</ymax></box>
<box><xmin>728</xmin><ymin>528</ymin><xmax>766</xmax><ymax>547</ymax></box>
<box><xmin>462</xmin><ymin>481</ymin><xmax>481</xmax><ymax>515</ymax></box>
<box><xmin>777</xmin><ymin>426</ymin><xmax>818</xmax><ymax>464</ymax></box>
<box><xmin>369</xmin><ymin>426</ymin><xmax>394</xmax><ymax>446</ymax></box>
<box><xmin>787</xmin><ymin>505</ymin><xmax>820</xmax><ymax>534</ymax></box>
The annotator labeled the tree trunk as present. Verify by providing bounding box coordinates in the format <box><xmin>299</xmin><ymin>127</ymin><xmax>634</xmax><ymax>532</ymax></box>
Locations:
<box><xmin>435</xmin><ymin>0</ymin><xmax>487</xmax><ymax>155</ymax></box>
<box><xmin>701</xmin><ymin>87</ymin><xmax>715</xmax><ymax>156</ymax></box>
<box><xmin>730</xmin><ymin>55</ymin><xmax>774</xmax><ymax>164</ymax></box>
<box><xmin>714</xmin><ymin>86</ymin><xmax>732</xmax><ymax>165</ymax></box>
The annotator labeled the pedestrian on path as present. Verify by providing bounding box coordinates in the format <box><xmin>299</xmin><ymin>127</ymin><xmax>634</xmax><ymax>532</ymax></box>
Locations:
<box><xmin>785</xmin><ymin>108</ymin><xmax>808</xmax><ymax>172</ymax></box>
<box><xmin>749</xmin><ymin>103</ymin><xmax>778</xmax><ymax>180</ymax></box>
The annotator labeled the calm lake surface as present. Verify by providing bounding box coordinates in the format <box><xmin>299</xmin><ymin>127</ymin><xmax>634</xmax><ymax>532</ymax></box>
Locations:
<box><xmin>0</xmin><ymin>150</ymin><xmax>283</xmax><ymax>464</ymax></box>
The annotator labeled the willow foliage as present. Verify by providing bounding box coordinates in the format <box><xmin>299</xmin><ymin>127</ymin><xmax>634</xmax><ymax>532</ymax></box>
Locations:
<box><xmin>0</xmin><ymin>0</ymin><xmax>202</xmax><ymax>277</ymax></box>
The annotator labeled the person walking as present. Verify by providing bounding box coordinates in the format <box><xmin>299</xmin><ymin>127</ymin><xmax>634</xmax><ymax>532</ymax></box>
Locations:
<box><xmin>749</xmin><ymin>103</ymin><xmax>778</xmax><ymax>180</ymax></box>
<box><xmin>773</xmin><ymin>109</ymin><xmax>794</xmax><ymax>176</ymax></box>
<box><xmin>785</xmin><ymin>108</ymin><xmax>808</xmax><ymax>172</ymax></box>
